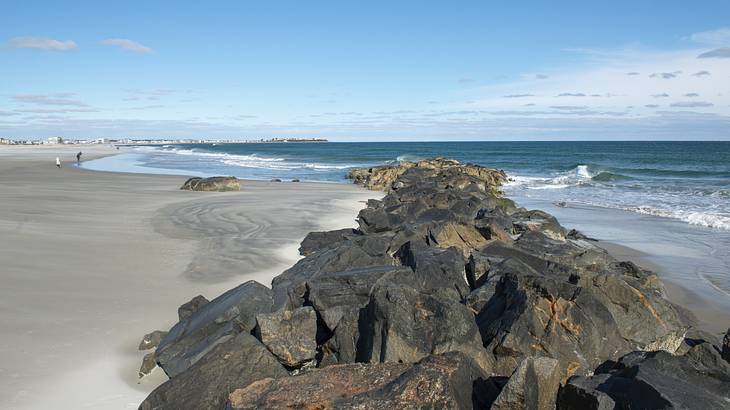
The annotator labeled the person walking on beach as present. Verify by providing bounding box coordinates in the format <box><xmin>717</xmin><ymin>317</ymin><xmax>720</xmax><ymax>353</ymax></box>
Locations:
<box><xmin>55</xmin><ymin>157</ymin><xmax>61</xmax><ymax>168</ymax></box>
<box><xmin>76</xmin><ymin>151</ymin><xmax>82</xmax><ymax>163</ymax></box>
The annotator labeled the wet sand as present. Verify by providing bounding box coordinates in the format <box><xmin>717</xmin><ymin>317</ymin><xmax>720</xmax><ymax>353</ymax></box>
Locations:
<box><xmin>0</xmin><ymin>145</ymin><xmax>374</xmax><ymax>409</ymax></box>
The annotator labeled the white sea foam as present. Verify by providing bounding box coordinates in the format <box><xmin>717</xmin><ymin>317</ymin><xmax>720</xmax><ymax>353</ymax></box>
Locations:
<box><xmin>505</xmin><ymin>165</ymin><xmax>730</xmax><ymax>231</ymax></box>
<box><xmin>504</xmin><ymin>164</ymin><xmax>596</xmax><ymax>190</ymax></box>
<box><xmin>625</xmin><ymin>206</ymin><xmax>730</xmax><ymax>231</ymax></box>
<box><xmin>147</xmin><ymin>146</ymin><xmax>360</xmax><ymax>172</ymax></box>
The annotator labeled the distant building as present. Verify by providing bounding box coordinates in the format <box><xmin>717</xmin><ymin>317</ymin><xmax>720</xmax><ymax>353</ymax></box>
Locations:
<box><xmin>47</xmin><ymin>137</ymin><xmax>63</xmax><ymax>144</ymax></box>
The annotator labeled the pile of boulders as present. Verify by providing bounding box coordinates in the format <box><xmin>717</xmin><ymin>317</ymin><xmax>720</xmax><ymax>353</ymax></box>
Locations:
<box><xmin>346</xmin><ymin>157</ymin><xmax>506</xmax><ymax>195</ymax></box>
<box><xmin>180</xmin><ymin>176</ymin><xmax>241</xmax><ymax>191</ymax></box>
<box><xmin>140</xmin><ymin>158</ymin><xmax>729</xmax><ymax>409</ymax></box>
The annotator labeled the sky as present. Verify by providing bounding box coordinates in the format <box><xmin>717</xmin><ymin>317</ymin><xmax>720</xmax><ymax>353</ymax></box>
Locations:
<box><xmin>1</xmin><ymin>0</ymin><xmax>729</xmax><ymax>141</ymax></box>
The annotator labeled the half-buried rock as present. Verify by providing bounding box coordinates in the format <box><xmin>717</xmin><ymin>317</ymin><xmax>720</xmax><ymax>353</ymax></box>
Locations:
<box><xmin>180</xmin><ymin>176</ymin><xmax>241</xmax><ymax>191</ymax></box>
<box><xmin>254</xmin><ymin>306</ymin><xmax>317</xmax><ymax>368</ymax></box>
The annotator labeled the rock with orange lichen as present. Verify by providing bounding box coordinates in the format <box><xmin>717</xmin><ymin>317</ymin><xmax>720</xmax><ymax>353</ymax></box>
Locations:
<box><xmin>475</xmin><ymin>234</ymin><xmax>688</xmax><ymax>377</ymax></box>
<box><xmin>226</xmin><ymin>352</ymin><xmax>496</xmax><ymax>410</ymax></box>
<box><xmin>254</xmin><ymin>306</ymin><xmax>317</xmax><ymax>368</ymax></box>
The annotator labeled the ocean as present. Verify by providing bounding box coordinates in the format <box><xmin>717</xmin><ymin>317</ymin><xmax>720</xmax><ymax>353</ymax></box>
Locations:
<box><xmin>83</xmin><ymin>141</ymin><xmax>730</xmax><ymax>306</ymax></box>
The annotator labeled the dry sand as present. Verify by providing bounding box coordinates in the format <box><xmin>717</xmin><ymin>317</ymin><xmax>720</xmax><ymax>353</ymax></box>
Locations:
<box><xmin>0</xmin><ymin>145</ymin><xmax>375</xmax><ymax>409</ymax></box>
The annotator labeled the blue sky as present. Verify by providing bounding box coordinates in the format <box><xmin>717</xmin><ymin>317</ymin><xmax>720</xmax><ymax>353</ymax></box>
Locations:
<box><xmin>1</xmin><ymin>1</ymin><xmax>729</xmax><ymax>140</ymax></box>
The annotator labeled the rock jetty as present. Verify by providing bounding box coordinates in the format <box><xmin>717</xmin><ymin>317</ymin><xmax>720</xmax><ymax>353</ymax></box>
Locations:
<box><xmin>180</xmin><ymin>176</ymin><xmax>241</xmax><ymax>191</ymax></box>
<box><xmin>141</xmin><ymin>158</ymin><xmax>729</xmax><ymax>409</ymax></box>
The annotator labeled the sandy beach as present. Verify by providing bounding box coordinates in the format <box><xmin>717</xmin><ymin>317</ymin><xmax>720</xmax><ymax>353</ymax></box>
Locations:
<box><xmin>0</xmin><ymin>146</ymin><xmax>375</xmax><ymax>409</ymax></box>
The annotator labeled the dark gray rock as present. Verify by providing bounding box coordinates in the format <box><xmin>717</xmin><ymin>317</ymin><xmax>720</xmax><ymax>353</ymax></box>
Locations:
<box><xmin>476</xmin><ymin>256</ymin><xmax>687</xmax><ymax>376</ymax></box>
<box><xmin>556</xmin><ymin>374</ymin><xmax>616</xmax><ymax>410</ymax></box>
<box><xmin>177</xmin><ymin>295</ymin><xmax>209</xmax><ymax>321</ymax></box>
<box><xmin>318</xmin><ymin>305</ymin><xmax>362</xmax><ymax>366</ymax></box>
<box><xmin>557</xmin><ymin>342</ymin><xmax>730</xmax><ymax>410</ymax></box>
<box><xmin>139</xmin><ymin>330</ymin><xmax>168</xmax><ymax>351</ymax></box>
<box><xmin>723</xmin><ymin>328</ymin><xmax>730</xmax><ymax>363</ymax></box>
<box><xmin>464</xmin><ymin>273</ymin><xmax>502</xmax><ymax>314</ymax></box>
<box><xmin>298</xmin><ymin>228</ymin><xmax>360</xmax><ymax>256</ymax></box>
<box><xmin>180</xmin><ymin>176</ymin><xmax>240</xmax><ymax>191</ymax></box>
<box><xmin>305</xmin><ymin>265</ymin><xmax>412</xmax><ymax>332</ymax></box>
<box><xmin>254</xmin><ymin>306</ymin><xmax>317</xmax><ymax>368</ymax></box>
<box><xmin>394</xmin><ymin>240</ymin><xmax>471</xmax><ymax>298</ymax></box>
<box><xmin>155</xmin><ymin>281</ymin><xmax>273</xmax><ymax>378</ymax></box>
<box><xmin>357</xmin><ymin>284</ymin><xmax>493</xmax><ymax>374</ymax></box>
<box><xmin>271</xmin><ymin>236</ymin><xmax>396</xmax><ymax>310</ymax></box>
<box><xmin>491</xmin><ymin>357</ymin><xmax>562</xmax><ymax>410</ymax></box>
<box><xmin>141</xmin><ymin>332</ymin><xmax>287</xmax><ymax>410</ymax></box>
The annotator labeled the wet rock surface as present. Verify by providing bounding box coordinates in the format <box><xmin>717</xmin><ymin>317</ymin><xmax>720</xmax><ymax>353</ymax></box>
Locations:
<box><xmin>180</xmin><ymin>176</ymin><xmax>241</xmax><ymax>191</ymax></box>
<box><xmin>141</xmin><ymin>158</ymin><xmax>729</xmax><ymax>409</ymax></box>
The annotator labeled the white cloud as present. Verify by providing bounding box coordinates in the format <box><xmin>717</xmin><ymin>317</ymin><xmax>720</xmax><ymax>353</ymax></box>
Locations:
<box><xmin>697</xmin><ymin>48</ymin><xmax>730</xmax><ymax>59</ymax></box>
<box><xmin>100</xmin><ymin>38</ymin><xmax>153</xmax><ymax>54</ymax></box>
<box><xmin>460</xmin><ymin>45</ymin><xmax>730</xmax><ymax>120</ymax></box>
<box><xmin>11</xmin><ymin>94</ymin><xmax>88</xmax><ymax>106</ymax></box>
<box><xmin>648</xmin><ymin>71</ymin><xmax>681</xmax><ymax>79</ymax></box>
<box><xmin>689</xmin><ymin>27</ymin><xmax>730</xmax><ymax>46</ymax></box>
<box><xmin>670</xmin><ymin>101</ymin><xmax>713</xmax><ymax>108</ymax></box>
<box><xmin>7</xmin><ymin>37</ymin><xmax>77</xmax><ymax>51</ymax></box>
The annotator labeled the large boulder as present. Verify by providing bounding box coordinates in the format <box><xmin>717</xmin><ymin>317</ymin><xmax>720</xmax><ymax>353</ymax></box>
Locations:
<box><xmin>180</xmin><ymin>176</ymin><xmax>241</xmax><ymax>191</ymax></box>
<box><xmin>357</xmin><ymin>284</ymin><xmax>494</xmax><ymax>374</ymax></box>
<box><xmin>298</xmin><ymin>228</ymin><xmax>361</xmax><ymax>256</ymax></box>
<box><xmin>557</xmin><ymin>342</ymin><xmax>730</xmax><ymax>410</ymax></box>
<box><xmin>723</xmin><ymin>328</ymin><xmax>730</xmax><ymax>363</ymax></box>
<box><xmin>304</xmin><ymin>265</ymin><xmax>412</xmax><ymax>332</ymax></box>
<box><xmin>227</xmin><ymin>352</ymin><xmax>492</xmax><ymax>410</ymax></box>
<box><xmin>347</xmin><ymin>157</ymin><xmax>506</xmax><ymax>193</ymax></box>
<box><xmin>475</xmin><ymin>239</ymin><xmax>688</xmax><ymax>377</ymax></box>
<box><xmin>271</xmin><ymin>236</ymin><xmax>396</xmax><ymax>310</ymax></box>
<box><xmin>140</xmin><ymin>333</ymin><xmax>287</xmax><ymax>410</ymax></box>
<box><xmin>491</xmin><ymin>357</ymin><xmax>562</xmax><ymax>410</ymax></box>
<box><xmin>254</xmin><ymin>306</ymin><xmax>317</xmax><ymax>368</ymax></box>
<box><xmin>155</xmin><ymin>281</ymin><xmax>273</xmax><ymax>377</ymax></box>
